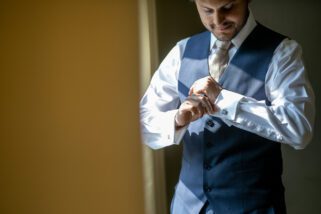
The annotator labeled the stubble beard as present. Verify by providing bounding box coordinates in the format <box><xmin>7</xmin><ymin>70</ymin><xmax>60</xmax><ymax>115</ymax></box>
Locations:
<box><xmin>213</xmin><ymin>24</ymin><xmax>238</xmax><ymax>41</ymax></box>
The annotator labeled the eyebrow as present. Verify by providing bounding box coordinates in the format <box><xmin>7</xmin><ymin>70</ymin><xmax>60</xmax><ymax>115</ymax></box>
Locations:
<box><xmin>219</xmin><ymin>0</ymin><xmax>236</xmax><ymax>9</ymax></box>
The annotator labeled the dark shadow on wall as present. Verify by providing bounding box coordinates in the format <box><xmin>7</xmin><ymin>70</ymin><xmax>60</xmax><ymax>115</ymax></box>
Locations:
<box><xmin>155</xmin><ymin>0</ymin><xmax>203</xmax><ymax>210</ymax></box>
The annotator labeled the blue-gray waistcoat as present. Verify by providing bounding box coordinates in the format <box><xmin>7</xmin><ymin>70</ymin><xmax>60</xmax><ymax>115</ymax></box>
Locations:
<box><xmin>175</xmin><ymin>24</ymin><xmax>287</xmax><ymax>214</ymax></box>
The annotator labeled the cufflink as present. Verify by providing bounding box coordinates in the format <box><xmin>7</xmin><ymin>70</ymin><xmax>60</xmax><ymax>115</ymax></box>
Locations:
<box><xmin>221</xmin><ymin>109</ymin><xmax>228</xmax><ymax>115</ymax></box>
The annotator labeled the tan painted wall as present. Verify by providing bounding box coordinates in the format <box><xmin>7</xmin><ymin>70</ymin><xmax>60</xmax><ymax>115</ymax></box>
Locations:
<box><xmin>0</xmin><ymin>0</ymin><xmax>144</xmax><ymax>213</ymax></box>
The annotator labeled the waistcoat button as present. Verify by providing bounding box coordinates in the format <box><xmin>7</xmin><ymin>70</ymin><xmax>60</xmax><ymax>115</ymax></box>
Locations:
<box><xmin>204</xmin><ymin>186</ymin><xmax>212</xmax><ymax>192</ymax></box>
<box><xmin>204</xmin><ymin>163</ymin><xmax>212</xmax><ymax>170</ymax></box>
<box><xmin>221</xmin><ymin>109</ymin><xmax>228</xmax><ymax>115</ymax></box>
<box><xmin>206</xmin><ymin>141</ymin><xmax>213</xmax><ymax>148</ymax></box>
<box><xmin>206</xmin><ymin>120</ymin><xmax>214</xmax><ymax>127</ymax></box>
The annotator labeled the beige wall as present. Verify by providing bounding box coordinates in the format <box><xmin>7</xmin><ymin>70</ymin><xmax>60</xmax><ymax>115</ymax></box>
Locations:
<box><xmin>0</xmin><ymin>0</ymin><xmax>144</xmax><ymax>213</ymax></box>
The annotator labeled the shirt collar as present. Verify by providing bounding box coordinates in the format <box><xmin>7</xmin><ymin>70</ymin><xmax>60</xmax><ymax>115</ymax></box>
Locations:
<box><xmin>210</xmin><ymin>9</ymin><xmax>257</xmax><ymax>50</ymax></box>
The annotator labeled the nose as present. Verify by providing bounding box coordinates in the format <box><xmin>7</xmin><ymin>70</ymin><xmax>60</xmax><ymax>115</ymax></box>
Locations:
<box><xmin>213</xmin><ymin>12</ymin><xmax>224</xmax><ymax>26</ymax></box>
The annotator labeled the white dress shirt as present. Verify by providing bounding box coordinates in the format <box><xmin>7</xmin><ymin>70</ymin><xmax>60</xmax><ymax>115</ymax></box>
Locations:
<box><xmin>140</xmin><ymin>12</ymin><xmax>315</xmax><ymax>150</ymax></box>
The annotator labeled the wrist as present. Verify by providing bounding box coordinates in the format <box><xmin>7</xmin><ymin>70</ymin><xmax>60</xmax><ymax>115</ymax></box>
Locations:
<box><xmin>215</xmin><ymin>86</ymin><xmax>223</xmax><ymax>101</ymax></box>
<box><xmin>209</xmin><ymin>85</ymin><xmax>223</xmax><ymax>103</ymax></box>
<box><xmin>174</xmin><ymin>113</ymin><xmax>185</xmax><ymax>129</ymax></box>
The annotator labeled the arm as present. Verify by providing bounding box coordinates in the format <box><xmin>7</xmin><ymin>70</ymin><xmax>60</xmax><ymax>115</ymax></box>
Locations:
<box><xmin>140</xmin><ymin>40</ymin><xmax>215</xmax><ymax>150</ymax></box>
<box><xmin>140</xmin><ymin>44</ymin><xmax>183</xmax><ymax>149</ymax></box>
<box><xmin>190</xmin><ymin>39</ymin><xmax>315</xmax><ymax>149</ymax></box>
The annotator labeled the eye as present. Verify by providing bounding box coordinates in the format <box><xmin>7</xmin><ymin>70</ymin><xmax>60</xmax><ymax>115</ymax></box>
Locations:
<box><xmin>203</xmin><ymin>7</ymin><xmax>214</xmax><ymax>15</ymax></box>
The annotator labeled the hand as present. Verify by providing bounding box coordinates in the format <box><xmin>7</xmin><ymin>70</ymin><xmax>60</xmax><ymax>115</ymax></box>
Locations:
<box><xmin>189</xmin><ymin>76</ymin><xmax>223</xmax><ymax>104</ymax></box>
<box><xmin>175</xmin><ymin>94</ymin><xmax>216</xmax><ymax>128</ymax></box>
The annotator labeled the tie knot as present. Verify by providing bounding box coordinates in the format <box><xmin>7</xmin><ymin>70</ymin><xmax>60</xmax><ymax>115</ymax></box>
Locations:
<box><xmin>216</xmin><ymin>40</ymin><xmax>231</xmax><ymax>50</ymax></box>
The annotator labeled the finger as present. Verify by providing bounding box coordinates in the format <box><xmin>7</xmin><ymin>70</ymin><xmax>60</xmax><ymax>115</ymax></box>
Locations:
<box><xmin>185</xmin><ymin>95</ymin><xmax>208</xmax><ymax>120</ymax></box>
<box><xmin>189</xmin><ymin>79</ymin><xmax>203</xmax><ymax>96</ymax></box>
<box><xmin>189</xmin><ymin>81</ymin><xmax>199</xmax><ymax>96</ymax></box>
<box><xmin>189</xmin><ymin>107</ymin><xmax>197</xmax><ymax>120</ymax></box>
<box><xmin>188</xmin><ymin>93</ymin><xmax>199</xmax><ymax>102</ymax></box>
<box><xmin>200</xmin><ymin>96</ymin><xmax>214</xmax><ymax>115</ymax></box>
<box><xmin>193</xmin><ymin>87</ymin><xmax>208</xmax><ymax>97</ymax></box>
<box><xmin>196</xmin><ymin>106</ymin><xmax>205</xmax><ymax>118</ymax></box>
<box><xmin>190</xmin><ymin>103</ymin><xmax>204</xmax><ymax>120</ymax></box>
<box><xmin>205</xmin><ymin>95</ymin><xmax>216</xmax><ymax>114</ymax></box>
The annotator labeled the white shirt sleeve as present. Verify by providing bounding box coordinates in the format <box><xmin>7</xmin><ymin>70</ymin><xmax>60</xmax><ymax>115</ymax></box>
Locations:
<box><xmin>140</xmin><ymin>40</ymin><xmax>188</xmax><ymax>149</ymax></box>
<box><xmin>213</xmin><ymin>38</ymin><xmax>315</xmax><ymax>150</ymax></box>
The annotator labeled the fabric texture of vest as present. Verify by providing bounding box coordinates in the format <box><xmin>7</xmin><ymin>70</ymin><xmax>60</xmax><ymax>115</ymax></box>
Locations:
<box><xmin>173</xmin><ymin>24</ymin><xmax>287</xmax><ymax>214</ymax></box>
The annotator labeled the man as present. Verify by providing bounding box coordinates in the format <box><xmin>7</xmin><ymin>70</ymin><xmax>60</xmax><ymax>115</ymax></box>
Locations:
<box><xmin>140</xmin><ymin>0</ymin><xmax>315</xmax><ymax>213</ymax></box>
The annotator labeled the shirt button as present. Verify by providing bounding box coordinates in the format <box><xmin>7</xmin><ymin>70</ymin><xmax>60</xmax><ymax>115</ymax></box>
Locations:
<box><xmin>221</xmin><ymin>109</ymin><xmax>228</xmax><ymax>115</ymax></box>
<box><xmin>277</xmin><ymin>135</ymin><xmax>283</xmax><ymax>142</ymax></box>
<box><xmin>256</xmin><ymin>126</ymin><xmax>263</xmax><ymax>132</ymax></box>
<box><xmin>206</xmin><ymin>120</ymin><xmax>215</xmax><ymax>127</ymax></box>
<box><xmin>247</xmin><ymin>121</ymin><xmax>254</xmax><ymax>128</ymax></box>
<box><xmin>267</xmin><ymin>129</ymin><xmax>272</xmax><ymax>136</ymax></box>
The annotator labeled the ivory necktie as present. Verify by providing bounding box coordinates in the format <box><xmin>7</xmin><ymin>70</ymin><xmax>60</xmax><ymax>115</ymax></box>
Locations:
<box><xmin>209</xmin><ymin>40</ymin><xmax>231</xmax><ymax>82</ymax></box>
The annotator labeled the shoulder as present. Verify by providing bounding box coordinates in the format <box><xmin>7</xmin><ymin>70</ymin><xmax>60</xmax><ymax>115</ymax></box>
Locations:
<box><xmin>177</xmin><ymin>31</ymin><xmax>211</xmax><ymax>59</ymax></box>
<box><xmin>245</xmin><ymin>23</ymin><xmax>287</xmax><ymax>52</ymax></box>
<box><xmin>251</xmin><ymin>23</ymin><xmax>302</xmax><ymax>59</ymax></box>
<box><xmin>176</xmin><ymin>31</ymin><xmax>210</xmax><ymax>49</ymax></box>
<box><xmin>188</xmin><ymin>31</ymin><xmax>211</xmax><ymax>40</ymax></box>
<box><xmin>274</xmin><ymin>38</ymin><xmax>302</xmax><ymax>62</ymax></box>
<box><xmin>266</xmin><ymin>38</ymin><xmax>305</xmax><ymax>86</ymax></box>
<box><xmin>254</xmin><ymin>23</ymin><xmax>286</xmax><ymax>40</ymax></box>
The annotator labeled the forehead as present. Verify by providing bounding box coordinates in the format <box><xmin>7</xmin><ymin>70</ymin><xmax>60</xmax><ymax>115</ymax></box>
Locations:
<box><xmin>196</xmin><ymin>0</ymin><xmax>246</xmax><ymax>7</ymax></box>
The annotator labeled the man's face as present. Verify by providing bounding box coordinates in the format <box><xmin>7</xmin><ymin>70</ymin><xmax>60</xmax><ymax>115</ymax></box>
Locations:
<box><xmin>195</xmin><ymin>0</ymin><xmax>249</xmax><ymax>41</ymax></box>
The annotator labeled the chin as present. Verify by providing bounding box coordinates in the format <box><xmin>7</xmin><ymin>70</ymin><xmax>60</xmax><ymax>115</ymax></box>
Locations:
<box><xmin>214</xmin><ymin>33</ymin><xmax>233</xmax><ymax>41</ymax></box>
<box><xmin>212</xmin><ymin>25</ymin><xmax>239</xmax><ymax>41</ymax></box>
<box><xmin>214</xmin><ymin>30</ymin><xmax>237</xmax><ymax>41</ymax></box>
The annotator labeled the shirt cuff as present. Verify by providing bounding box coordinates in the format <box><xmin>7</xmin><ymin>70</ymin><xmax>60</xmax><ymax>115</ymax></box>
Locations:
<box><xmin>174</xmin><ymin>124</ymin><xmax>188</xmax><ymax>145</ymax></box>
<box><xmin>164</xmin><ymin>110</ymin><xmax>186</xmax><ymax>146</ymax></box>
<box><xmin>213</xmin><ymin>89</ymin><xmax>244</xmax><ymax>121</ymax></box>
